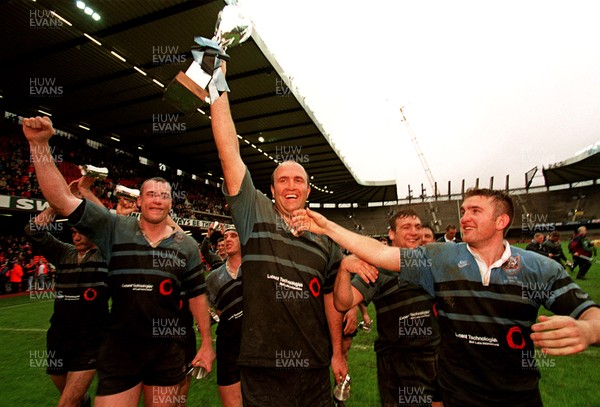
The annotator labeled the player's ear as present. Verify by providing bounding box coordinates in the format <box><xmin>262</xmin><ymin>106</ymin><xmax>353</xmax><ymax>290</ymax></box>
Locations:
<box><xmin>496</xmin><ymin>213</ymin><xmax>510</xmax><ymax>232</ymax></box>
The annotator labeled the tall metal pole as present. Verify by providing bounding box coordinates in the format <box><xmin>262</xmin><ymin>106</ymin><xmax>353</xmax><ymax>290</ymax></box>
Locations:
<box><xmin>399</xmin><ymin>107</ymin><xmax>440</xmax><ymax>231</ymax></box>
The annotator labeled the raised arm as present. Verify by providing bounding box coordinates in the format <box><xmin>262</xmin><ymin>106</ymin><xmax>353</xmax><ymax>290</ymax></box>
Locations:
<box><xmin>23</xmin><ymin>116</ymin><xmax>81</xmax><ymax>216</ymax></box>
<box><xmin>209</xmin><ymin>84</ymin><xmax>246</xmax><ymax>195</ymax></box>
<box><xmin>31</xmin><ymin>206</ymin><xmax>57</xmax><ymax>228</ymax></box>
<box><xmin>70</xmin><ymin>176</ymin><xmax>104</xmax><ymax>208</ymax></box>
<box><xmin>294</xmin><ymin>208</ymin><xmax>401</xmax><ymax>271</ymax></box>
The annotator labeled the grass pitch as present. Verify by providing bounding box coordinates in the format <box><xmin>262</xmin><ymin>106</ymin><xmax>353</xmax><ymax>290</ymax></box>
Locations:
<box><xmin>1</xmin><ymin>244</ymin><xmax>598</xmax><ymax>406</ymax></box>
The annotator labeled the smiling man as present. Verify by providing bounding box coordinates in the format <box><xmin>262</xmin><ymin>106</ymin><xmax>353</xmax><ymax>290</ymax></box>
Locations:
<box><xmin>296</xmin><ymin>188</ymin><xmax>600</xmax><ymax>407</ymax></box>
<box><xmin>22</xmin><ymin>116</ymin><xmax>215</xmax><ymax>407</ymax></box>
<box><xmin>210</xmin><ymin>85</ymin><xmax>346</xmax><ymax>405</ymax></box>
<box><xmin>335</xmin><ymin>208</ymin><xmax>441</xmax><ymax>406</ymax></box>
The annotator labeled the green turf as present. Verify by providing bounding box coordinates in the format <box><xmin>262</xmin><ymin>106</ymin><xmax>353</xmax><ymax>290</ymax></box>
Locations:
<box><xmin>0</xmin><ymin>243</ymin><xmax>598</xmax><ymax>406</ymax></box>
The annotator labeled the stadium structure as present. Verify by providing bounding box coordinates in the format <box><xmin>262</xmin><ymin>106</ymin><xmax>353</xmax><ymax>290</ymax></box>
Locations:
<box><xmin>1</xmin><ymin>0</ymin><xmax>598</xmax><ymax>242</ymax></box>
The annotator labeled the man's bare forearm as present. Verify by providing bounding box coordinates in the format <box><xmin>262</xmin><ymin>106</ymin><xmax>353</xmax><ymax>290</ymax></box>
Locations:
<box><xmin>209</xmin><ymin>91</ymin><xmax>246</xmax><ymax>195</ymax></box>
<box><xmin>32</xmin><ymin>206</ymin><xmax>57</xmax><ymax>227</ymax></box>
<box><xmin>333</xmin><ymin>269</ymin><xmax>357</xmax><ymax>312</ymax></box>
<box><xmin>322</xmin><ymin>218</ymin><xmax>399</xmax><ymax>271</ymax></box>
<box><xmin>30</xmin><ymin>144</ymin><xmax>81</xmax><ymax>216</ymax></box>
<box><xmin>325</xmin><ymin>293</ymin><xmax>344</xmax><ymax>356</ymax></box>
<box><xmin>189</xmin><ymin>294</ymin><xmax>213</xmax><ymax>343</ymax></box>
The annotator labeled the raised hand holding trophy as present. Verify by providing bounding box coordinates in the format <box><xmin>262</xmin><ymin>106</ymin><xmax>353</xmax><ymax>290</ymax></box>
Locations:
<box><xmin>164</xmin><ymin>4</ymin><xmax>252</xmax><ymax>113</ymax></box>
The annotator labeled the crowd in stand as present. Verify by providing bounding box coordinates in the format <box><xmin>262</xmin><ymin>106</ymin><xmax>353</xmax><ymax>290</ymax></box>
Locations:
<box><xmin>0</xmin><ymin>234</ymin><xmax>53</xmax><ymax>294</ymax></box>
<box><xmin>0</xmin><ymin>120</ymin><xmax>229</xmax><ymax>220</ymax></box>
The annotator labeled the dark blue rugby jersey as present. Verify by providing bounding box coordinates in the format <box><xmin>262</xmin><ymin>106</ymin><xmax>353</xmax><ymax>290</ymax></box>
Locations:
<box><xmin>206</xmin><ymin>263</ymin><xmax>243</xmax><ymax>338</ymax></box>
<box><xmin>69</xmin><ymin>200</ymin><xmax>204</xmax><ymax>339</ymax></box>
<box><xmin>25</xmin><ymin>223</ymin><xmax>109</xmax><ymax>333</ymax></box>
<box><xmin>224</xmin><ymin>169</ymin><xmax>343</xmax><ymax>369</ymax></box>
<box><xmin>353</xmin><ymin>269</ymin><xmax>440</xmax><ymax>353</ymax></box>
<box><xmin>398</xmin><ymin>242</ymin><xmax>597</xmax><ymax>405</ymax></box>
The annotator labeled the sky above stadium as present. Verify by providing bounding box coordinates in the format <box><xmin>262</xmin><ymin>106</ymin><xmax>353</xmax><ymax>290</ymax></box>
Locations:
<box><xmin>240</xmin><ymin>0</ymin><xmax>600</xmax><ymax>196</ymax></box>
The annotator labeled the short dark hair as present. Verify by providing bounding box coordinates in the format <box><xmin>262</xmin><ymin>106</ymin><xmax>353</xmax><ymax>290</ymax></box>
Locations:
<box><xmin>140</xmin><ymin>177</ymin><xmax>170</xmax><ymax>195</ymax></box>
<box><xmin>445</xmin><ymin>224</ymin><xmax>457</xmax><ymax>231</ymax></box>
<box><xmin>388</xmin><ymin>208</ymin><xmax>420</xmax><ymax>231</ymax></box>
<box><xmin>464</xmin><ymin>188</ymin><xmax>514</xmax><ymax>236</ymax></box>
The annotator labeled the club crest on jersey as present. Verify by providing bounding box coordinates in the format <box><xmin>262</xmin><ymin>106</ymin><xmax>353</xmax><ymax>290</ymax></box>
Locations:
<box><xmin>502</xmin><ymin>255</ymin><xmax>521</xmax><ymax>276</ymax></box>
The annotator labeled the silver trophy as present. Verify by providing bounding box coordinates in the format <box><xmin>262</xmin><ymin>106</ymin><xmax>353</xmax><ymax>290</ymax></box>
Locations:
<box><xmin>358</xmin><ymin>320</ymin><xmax>372</xmax><ymax>333</ymax></box>
<box><xmin>114</xmin><ymin>185</ymin><xmax>140</xmax><ymax>201</ymax></box>
<box><xmin>187</xmin><ymin>365</ymin><xmax>208</xmax><ymax>380</ymax></box>
<box><xmin>333</xmin><ymin>374</ymin><xmax>352</xmax><ymax>401</ymax></box>
<box><xmin>164</xmin><ymin>4</ymin><xmax>252</xmax><ymax>112</ymax></box>
<box><xmin>79</xmin><ymin>164</ymin><xmax>108</xmax><ymax>179</ymax></box>
<box><xmin>214</xmin><ymin>4</ymin><xmax>252</xmax><ymax>51</ymax></box>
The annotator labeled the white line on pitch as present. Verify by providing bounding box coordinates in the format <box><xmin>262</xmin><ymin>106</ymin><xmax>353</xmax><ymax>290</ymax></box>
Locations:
<box><xmin>0</xmin><ymin>300</ymin><xmax>53</xmax><ymax>309</ymax></box>
<box><xmin>0</xmin><ymin>328</ymin><xmax>47</xmax><ymax>332</ymax></box>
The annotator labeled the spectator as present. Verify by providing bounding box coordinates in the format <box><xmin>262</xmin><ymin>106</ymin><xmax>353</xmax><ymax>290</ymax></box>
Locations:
<box><xmin>25</xmin><ymin>258</ymin><xmax>36</xmax><ymax>291</ymax></box>
<box><xmin>37</xmin><ymin>258</ymin><xmax>48</xmax><ymax>290</ymax></box>
<box><xmin>525</xmin><ymin>233</ymin><xmax>547</xmax><ymax>256</ymax></box>
<box><xmin>569</xmin><ymin>226</ymin><xmax>595</xmax><ymax>280</ymax></box>
<box><xmin>8</xmin><ymin>259</ymin><xmax>24</xmax><ymax>293</ymax></box>
<box><xmin>201</xmin><ymin>222</ymin><xmax>227</xmax><ymax>270</ymax></box>
<box><xmin>210</xmin><ymin>83</ymin><xmax>346</xmax><ymax>405</ymax></box>
<box><xmin>542</xmin><ymin>231</ymin><xmax>573</xmax><ymax>270</ymax></box>
<box><xmin>0</xmin><ymin>260</ymin><xmax>10</xmax><ymax>294</ymax></box>
<box><xmin>437</xmin><ymin>224</ymin><xmax>460</xmax><ymax>243</ymax></box>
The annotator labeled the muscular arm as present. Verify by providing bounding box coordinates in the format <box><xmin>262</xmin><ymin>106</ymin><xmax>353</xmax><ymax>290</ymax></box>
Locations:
<box><xmin>23</xmin><ymin>117</ymin><xmax>81</xmax><ymax>216</ymax></box>
<box><xmin>334</xmin><ymin>255</ymin><xmax>368</xmax><ymax>312</ymax></box>
<box><xmin>188</xmin><ymin>294</ymin><xmax>216</xmax><ymax>372</ymax></box>
<box><xmin>210</xmin><ymin>90</ymin><xmax>246</xmax><ymax>195</ymax></box>
<box><xmin>296</xmin><ymin>208</ymin><xmax>400</xmax><ymax>272</ymax></box>
<box><xmin>325</xmin><ymin>292</ymin><xmax>347</xmax><ymax>384</ymax></box>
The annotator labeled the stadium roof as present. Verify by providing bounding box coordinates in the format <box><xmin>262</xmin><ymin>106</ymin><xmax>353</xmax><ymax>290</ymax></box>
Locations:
<box><xmin>0</xmin><ymin>0</ymin><xmax>398</xmax><ymax>204</ymax></box>
<box><xmin>542</xmin><ymin>143</ymin><xmax>600</xmax><ymax>187</ymax></box>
